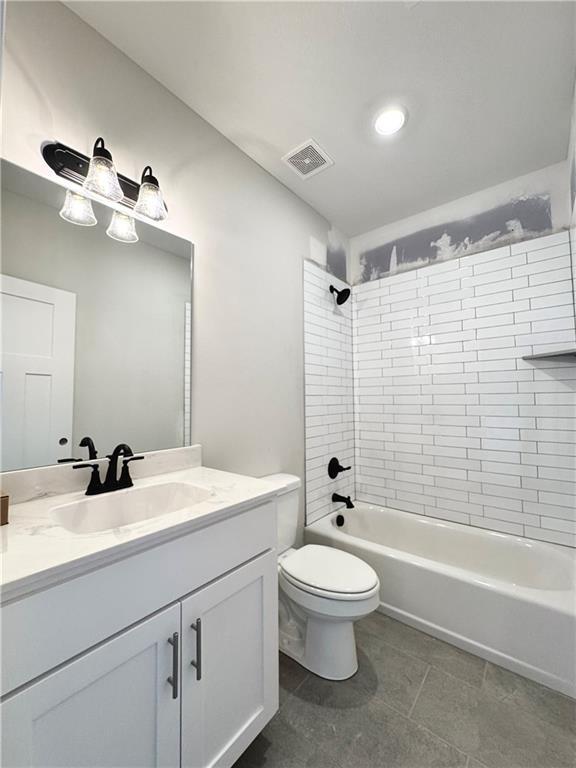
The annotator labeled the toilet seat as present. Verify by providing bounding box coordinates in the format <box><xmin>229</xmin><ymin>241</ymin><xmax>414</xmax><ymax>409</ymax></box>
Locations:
<box><xmin>279</xmin><ymin>570</ymin><xmax>379</xmax><ymax>621</ymax></box>
<box><xmin>279</xmin><ymin>544</ymin><xmax>379</xmax><ymax>601</ymax></box>
<box><xmin>281</xmin><ymin>570</ymin><xmax>380</xmax><ymax>601</ymax></box>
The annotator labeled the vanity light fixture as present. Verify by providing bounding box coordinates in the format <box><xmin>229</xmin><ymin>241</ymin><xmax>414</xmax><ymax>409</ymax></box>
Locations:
<box><xmin>83</xmin><ymin>137</ymin><xmax>124</xmax><ymax>202</ymax></box>
<box><xmin>134</xmin><ymin>166</ymin><xmax>167</xmax><ymax>221</ymax></box>
<box><xmin>374</xmin><ymin>107</ymin><xmax>406</xmax><ymax>136</ymax></box>
<box><xmin>42</xmin><ymin>141</ymin><xmax>169</xmax><ymax>218</ymax></box>
<box><xmin>59</xmin><ymin>190</ymin><xmax>97</xmax><ymax>227</ymax></box>
<box><xmin>106</xmin><ymin>211</ymin><xmax>139</xmax><ymax>243</ymax></box>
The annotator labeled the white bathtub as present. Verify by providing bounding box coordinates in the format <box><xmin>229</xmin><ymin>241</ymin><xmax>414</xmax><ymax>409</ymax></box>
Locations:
<box><xmin>305</xmin><ymin>503</ymin><xmax>576</xmax><ymax>697</ymax></box>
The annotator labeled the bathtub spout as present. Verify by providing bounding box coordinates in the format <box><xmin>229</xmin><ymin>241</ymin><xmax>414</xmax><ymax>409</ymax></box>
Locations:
<box><xmin>332</xmin><ymin>493</ymin><xmax>354</xmax><ymax>509</ymax></box>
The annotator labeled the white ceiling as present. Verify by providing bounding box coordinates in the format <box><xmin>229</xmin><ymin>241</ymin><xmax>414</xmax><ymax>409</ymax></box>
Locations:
<box><xmin>67</xmin><ymin>1</ymin><xmax>575</xmax><ymax>236</ymax></box>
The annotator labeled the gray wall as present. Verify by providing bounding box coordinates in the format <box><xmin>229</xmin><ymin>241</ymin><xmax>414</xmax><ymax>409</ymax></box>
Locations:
<box><xmin>350</xmin><ymin>162</ymin><xmax>569</xmax><ymax>284</ymax></box>
<box><xmin>1</xmin><ymin>2</ymin><xmax>330</xmax><ymax>495</ymax></box>
<box><xmin>2</xmin><ymin>187</ymin><xmax>190</xmax><ymax>456</ymax></box>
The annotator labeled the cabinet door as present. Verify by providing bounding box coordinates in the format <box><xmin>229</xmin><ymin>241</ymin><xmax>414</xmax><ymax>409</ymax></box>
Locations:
<box><xmin>1</xmin><ymin>605</ymin><xmax>181</xmax><ymax>768</ymax></box>
<box><xmin>181</xmin><ymin>551</ymin><xmax>278</xmax><ymax>768</ymax></box>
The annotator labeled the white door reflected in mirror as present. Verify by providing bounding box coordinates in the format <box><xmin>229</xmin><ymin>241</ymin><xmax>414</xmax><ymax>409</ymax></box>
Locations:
<box><xmin>0</xmin><ymin>275</ymin><xmax>76</xmax><ymax>471</ymax></box>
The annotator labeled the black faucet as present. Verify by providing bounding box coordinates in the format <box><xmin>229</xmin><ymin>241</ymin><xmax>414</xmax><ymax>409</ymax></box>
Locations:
<box><xmin>79</xmin><ymin>436</ymin><xmax>98</xmax><ymax>460</ymax></box>
<box><xmin>332</xmin><ymin>493</ymin><xmax>354</xmax><ymax>509</ymax></box>
<box><xmin>103</xmin><ymin>444</ymin><xmax>135</xmax><ymax>492</ymax></box>
<box><xmin>58</xmin><ymin>435</ymin><xmax>98</xmax><ymax>464</ymax></box>
<box><xmin>328</xmin><ymin>457</ymin><xmax>351</xmax><ymax>479</ymax></box>
<box><xmin>73</xmin><ymin>443</ymin><xmax>144</xmax><ymax>496</ymax></box>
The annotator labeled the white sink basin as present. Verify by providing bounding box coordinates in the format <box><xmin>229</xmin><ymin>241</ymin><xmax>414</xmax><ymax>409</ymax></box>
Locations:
<box><xmin>51</xmin><ymin>482</ymin><xmax>211</xmax><ymax>534</ymax></box>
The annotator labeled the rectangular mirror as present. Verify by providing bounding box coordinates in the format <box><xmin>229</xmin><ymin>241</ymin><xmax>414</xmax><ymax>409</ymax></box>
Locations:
<box><xmin>1</xmin><ymin>161</ymin><xmax>193</xmax><ymax>471</ymax></box>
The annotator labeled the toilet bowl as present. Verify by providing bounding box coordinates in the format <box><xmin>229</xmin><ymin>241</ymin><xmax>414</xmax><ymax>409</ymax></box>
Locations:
<box><xmin>279</xmin><ymin>544</ymin><xmax>379</xmax><ymax>679</ymax></box>
<box><xmin>262</xmin><ymin>474</ymin><xmax>380</xmax><ymax>681</ymax></box>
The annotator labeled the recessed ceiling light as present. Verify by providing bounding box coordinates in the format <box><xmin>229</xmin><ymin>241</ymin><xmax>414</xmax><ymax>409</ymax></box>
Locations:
<box><xmin>374</xmin><ymin>107</ymin><xmax>406</xmax><ymax>136</ymax></box>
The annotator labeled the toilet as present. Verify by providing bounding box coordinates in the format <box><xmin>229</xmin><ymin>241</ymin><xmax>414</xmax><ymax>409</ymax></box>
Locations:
<box><xmin>263</xmin><ymin>473</ymin><xmax>380</xmax><ymax>681</ymax></box>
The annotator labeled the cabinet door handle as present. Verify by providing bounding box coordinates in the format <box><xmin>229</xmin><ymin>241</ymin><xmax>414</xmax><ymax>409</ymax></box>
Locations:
<box><xmin>190</xmin><ymin>619</ymin><xmax>202</xmax><ymax>680</ymax></box>
<box><xmin>167</xmin><ymin>632</ymin><xmax>179</xmax><ymax>699</ymax></box>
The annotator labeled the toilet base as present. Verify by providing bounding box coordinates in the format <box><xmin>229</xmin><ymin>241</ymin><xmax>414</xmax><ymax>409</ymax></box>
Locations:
<box><xmin>280</xmin><ymin>616</ymin><xmax>358</xmax><ymax>680</ymax></box>
<box><xmin>278</xmin><ymin>581</ymin><xmax>379</xmax><ymax>680</ymax></box>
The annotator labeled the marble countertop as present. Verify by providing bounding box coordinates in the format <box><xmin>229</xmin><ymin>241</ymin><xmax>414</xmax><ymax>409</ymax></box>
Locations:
<box><xmin>0</xmin><ymin>466</ymin><xmax>278</xmax><ymax>603</ymax></box>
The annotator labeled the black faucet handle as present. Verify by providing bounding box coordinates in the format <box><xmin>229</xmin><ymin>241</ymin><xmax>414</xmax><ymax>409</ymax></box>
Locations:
<box><xmin>328</xmin><ymin>457</ymin><xmax>352</xmax><ymax>479</ymax></box>
<box><xmin>122</xmin><ymin>455</ymin><xmax>145</xmax><ymax>465</ymax></box>
<box><xmin>73</xmin><ymin>463</ymin><xmax>103</xmax><ymax>496</ymax></box>
<box><xmin>118</xmin><ymin>455</ymin><xmax>144</xmax><ymax>490</ymax></box>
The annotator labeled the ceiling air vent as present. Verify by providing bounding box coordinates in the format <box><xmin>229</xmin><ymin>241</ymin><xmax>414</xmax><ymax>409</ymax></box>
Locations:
<box><xmin>282</xmin><ymin>140</ymin><xmax>334</xmax><ymax>179</ymax></box>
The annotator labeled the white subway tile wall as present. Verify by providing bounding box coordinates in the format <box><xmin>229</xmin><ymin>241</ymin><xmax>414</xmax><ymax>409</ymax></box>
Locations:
<box><xmin>304</xmin><ymin>261</ymin><xmax>354</xmax><ymax>524</ymax></box>
<box><xmin>353</xmin><ymin>232</ymin><xmax>576</xmax><ymax>547</ymax></box>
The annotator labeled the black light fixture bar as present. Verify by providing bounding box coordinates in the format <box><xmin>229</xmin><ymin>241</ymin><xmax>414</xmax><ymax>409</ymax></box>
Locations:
<box><xmin>42</xmin><ymin>141</ymin><xmax>140</xmax><ymax>209</ymax></box>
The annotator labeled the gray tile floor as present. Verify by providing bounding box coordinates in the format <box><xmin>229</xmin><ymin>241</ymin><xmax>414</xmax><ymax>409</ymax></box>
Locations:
<box><xmin>234</xmin><ymin>612</ymin><xmax>576</xmax><ymax>768</ymax></box>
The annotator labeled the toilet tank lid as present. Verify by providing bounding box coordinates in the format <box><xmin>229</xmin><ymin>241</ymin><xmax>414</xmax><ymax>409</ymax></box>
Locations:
<box><xmin>261</xmin><ymin>473</ymin><xmax>301</xmax><ymax>495</ymax></box>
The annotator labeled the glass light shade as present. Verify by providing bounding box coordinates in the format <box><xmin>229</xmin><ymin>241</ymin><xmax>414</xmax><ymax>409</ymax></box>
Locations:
<box><xmin>374</xmin><ymin>107</ymin><xmax>406</xmax><ymax>136</ymax></box>
<box><xmin>106</xmin><ymin>211</ymin><xmax>139</xmax><ymax>243</ymax></box>
<box><xmin>134</xmin><ymin>180</ymin><xmax>167</xmax><ymax>221</ymax></box>
<box><xmin>59</xmin><ymin>190</ymin><xmax>97</xmax><ymax>226</ymax></box>
<box><xmin>83</xmin><ymin>155</ymin><xmax>124</xmax><ymax>202</ymax></box>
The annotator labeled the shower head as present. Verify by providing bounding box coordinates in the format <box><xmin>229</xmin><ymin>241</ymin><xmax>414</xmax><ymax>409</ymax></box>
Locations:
<box><xmin>330</xmin><ymin>285</ymin><xmax>351</xmax><ymax>305</ymax></box>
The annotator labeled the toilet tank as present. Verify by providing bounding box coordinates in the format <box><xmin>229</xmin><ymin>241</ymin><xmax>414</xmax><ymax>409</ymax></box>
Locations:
<box><xmin>261</xmin><ymin>474</ymin><xmax>301</xmax><ymax>553</ymax></box>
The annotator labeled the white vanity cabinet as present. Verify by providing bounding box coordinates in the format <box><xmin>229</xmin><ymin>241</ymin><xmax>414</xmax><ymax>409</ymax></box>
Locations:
<box><xmin>1</xmin><ymin>499</ymin><xmax>279</xmax><ymax>768</ymax></box>
<box><xmin>2</xmin><ymin>605</ymin><xmax>182</xmax><ymax>768</ymax></box>
<box><xmin>181</xmin><ymin>551</ymin><xmax>278</xmax><ymax>768</ymax></box>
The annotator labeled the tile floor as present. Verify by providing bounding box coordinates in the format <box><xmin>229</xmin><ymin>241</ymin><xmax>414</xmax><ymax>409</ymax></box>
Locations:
<box><xmin>234</xmin><ymin>612</ymin><xmax>576</xmax><ymax>768</ymax></box>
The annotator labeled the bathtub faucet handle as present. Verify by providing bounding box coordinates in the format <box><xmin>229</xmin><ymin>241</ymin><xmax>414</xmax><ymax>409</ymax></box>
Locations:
<box><xmin>328</xmin><ymin>457</ymin><xmax>352</xmax><ymax>479</ymax></box>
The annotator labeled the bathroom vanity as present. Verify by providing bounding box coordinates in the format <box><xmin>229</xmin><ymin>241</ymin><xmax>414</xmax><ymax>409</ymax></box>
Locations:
<box><xmin>0</xmin><ymin>160</ymin><xmax>282</xmax><ymax>766</ymax></box>
<box><xmin>0</xmin><ymin>450</ymin><xmax>279</xmax><ymax>768</ymax></box>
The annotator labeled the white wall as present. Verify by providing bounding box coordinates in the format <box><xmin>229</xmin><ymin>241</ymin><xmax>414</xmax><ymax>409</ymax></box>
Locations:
<box><xmin>1</xmin><ymin>2</ymin><xmax>330</xmax><ymax>487</ymax></box>
<box><xmin>353</xmin><ymin>232</ymin><xmax>576</xmax><ymax>547</ymax></box>
<box><xmin>569</xmin><ymin>78</ymin><xmax>576</xmax><ymax>225</ymax></box>
<box><xmin>303</xmin><ymin>262</ymin><xmax>354</xmax><ymax>524</ymax></box>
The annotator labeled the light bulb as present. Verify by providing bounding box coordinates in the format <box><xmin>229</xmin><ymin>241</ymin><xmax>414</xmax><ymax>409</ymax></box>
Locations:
<box><xmin>106</xmin><ymin>211</ymin><xmax>138</xmax><ymax>243</ymax></box>
<box><xmin>83</xmin><ymin>137</ymin><xmax>124</xmax><ymax>202</ymax></box>
<box><xmin>59</xmin><ymin>190</ymin><xmax>97</xmax><ymax>226</ymax></box>
<box><xmin>374</xmin><ymin>107</ymin><xmax>406</xmax><ymax>136</ymax></box>
<box><xmin>134</xmin><ymin>166</ymin><xmax>167</xmax><ymax>221</ymax></box>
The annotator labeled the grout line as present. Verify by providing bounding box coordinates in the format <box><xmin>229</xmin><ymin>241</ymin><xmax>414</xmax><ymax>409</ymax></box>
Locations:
<box><xmin>359</xmin><ymin>639</ymin><xmax>523</xmax><ymax>702</ymax></box>
<box><xmin>408</xmin><ymin>664</ymin><xmax>430</xmax><ymax>718</ymax></box>
<box><xmin>382</xmin><ymin>695</ymin><xmax>469</xmax><ymax>760</ymax></box>
<box><xmin>406</xmin><ymin>703</ymin><xmax>469</xmax><ymax>761</ymax></box>
<box><xmin>356</xmin><ymin>621</ymin><xmax>487</xmax><ymax>691</ymax></box>
<box><xmin>292</xmin><ymin>672</ymin><xmax>311</xmax><ymax>697</ymax></box>
<box><xmin>278</xmin><ymin>669</ymin><xmax>311</xmax><ymax>712</ymax></box>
